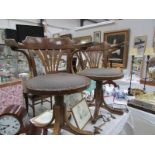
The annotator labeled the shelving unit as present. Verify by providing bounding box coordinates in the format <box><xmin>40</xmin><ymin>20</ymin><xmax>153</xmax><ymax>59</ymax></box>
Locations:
<box><xmin>0</xmin><ymin>44</ymin><xmax>29</xmax><ymax>77</ymax></box>
<box><xmin>17</xmin><ymin>51</ymin><xmax>29</xmax><ymax>74</ymax></box>
<box><xmin>0</xmin><ymin>45</ymin><xmax>18</xmax><ymax>76</ymax></box>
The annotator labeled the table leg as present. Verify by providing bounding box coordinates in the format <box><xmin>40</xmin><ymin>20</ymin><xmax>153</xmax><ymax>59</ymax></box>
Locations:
<box><xmin>53</xmin><ymin>95</ymin><xmax>65</xmax><ymax>135</ymax></box>
<box><xmin>110</xmin><ymin>60</ymin><xmax>112</xmax><ymax>67</ymax></box>
<box><xmin>64</xmin><ymin>119</ymin><xmax>93</xmax><ymax>135</ymax></box>
<box><xmin>93</xmin><ymin>80</ymin><xmax>123</xmax><ymax>123</ymax></box>
<box><xmin>52</xmin><ymin>95</ymin><xmax>93</xmax><ymax>135</ymax></box>
<box><xmin>102</xmin><ymin>99</ymin><xmax>124</xmax><ymax>115</ymax></box>
<box><xmin>92</xmin><ymin>81</ymin><xmax>103</xmax><ymax>123</ymax></box>
<box><xmin>102</xmin><ymin>82</ymin><xmax>123</xmax><ymax>115</ymax></box>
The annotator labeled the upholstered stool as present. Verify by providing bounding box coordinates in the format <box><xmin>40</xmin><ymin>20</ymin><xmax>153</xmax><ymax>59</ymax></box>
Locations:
<box><xmin>78</xmin><ymin>68</ymin><xmax>124</xmax><ymax>123</ymax></box>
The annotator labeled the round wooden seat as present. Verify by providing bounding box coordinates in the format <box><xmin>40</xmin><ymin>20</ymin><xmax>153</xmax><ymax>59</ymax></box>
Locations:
<box><xmin>78</xmin><ymin>68</ymin><xmax>124</xmax><ymax>81</ymax></box>
<box><xmin>26</xmin><ymin>73</ymin><xmax>90</xmax><ymax>96</ymax></box>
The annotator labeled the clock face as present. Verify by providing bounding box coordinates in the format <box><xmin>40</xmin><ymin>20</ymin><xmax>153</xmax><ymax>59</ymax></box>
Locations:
<box><xmin>0</xmin><ymin>114</ymin><xmax>21</xmax><ymax>135</ymax></box>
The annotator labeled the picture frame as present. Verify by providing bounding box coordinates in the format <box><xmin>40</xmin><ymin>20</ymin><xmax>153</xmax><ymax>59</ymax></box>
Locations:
<box><xmin>58</xmin><ymin>55</ymin><xmax>67</xmax><ymax>71</ymax></box>
<box><xmin>72</xmin><ymin>99</ymin><xmax>92</xmax><ymax>129</ymax></box>
<box><xmin>73</xmin><ymin>35</ymin><xmax>92</xmax><ymax>44</ymax></box>
<box><xmin>52</xmin><ymin>33</ymin><xmax>60</xmax><ymax>38</ymax></box>
<box><xmin>133</xmin><ymin>35</ymin><xmax>147</xmax><ymax>78</ymax></box>
<box><xmin>104</xmin><ymin>29</ymin><xmax>129</xmax><ymax>68</ymax></box>
<box><xmin>134</xmin><ymin>35</ymin><xmax>147</xmax><ymax>57</ymax></box>
<box><xmin>64</xmin><ymin>93</ymin><xmax>83</xmax><ymax>109</ymax></box>
<box><xmin>93</xmin><ymin>31</ymin><xmax>101</xmax><ymax>43</ymax></box>
<box><xmin>60</xmin><ymin>34</ymin><xmax>72</xmax><ymax>39</ymax></box>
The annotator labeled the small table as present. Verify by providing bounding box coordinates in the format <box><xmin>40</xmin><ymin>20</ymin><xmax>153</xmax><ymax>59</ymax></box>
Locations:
<box><xmin>78</xmin><ymin>68</ymin><xmax>124</xmax><ymax>123</ymax></box>
<box><xmin>26</xmin><ymin>73</ymin><xmax>92</xmax><ymax>135</ymax></box>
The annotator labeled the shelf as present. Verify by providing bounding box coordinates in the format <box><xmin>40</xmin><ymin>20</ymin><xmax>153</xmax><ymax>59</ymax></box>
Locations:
<box><xmin>140</xmin><ymin>79</ymin><xmax>155</xmax><ymax>86</ymax></box>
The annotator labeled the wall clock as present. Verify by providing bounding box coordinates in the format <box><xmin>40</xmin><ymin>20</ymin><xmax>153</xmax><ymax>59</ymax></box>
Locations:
<box><xmin>0</xmin><ymin>105</ymin><xmax>30</xmax><ymax>135</ymax></box>
<box><xmin>0</xmin><ymin>105</ymin><xmax>43</xmax><ymax>135</ymax></box>
<box><xmin>0</xmin><ymin>113</ymin><xmax>22</xmax><ymax>135</ymax></box>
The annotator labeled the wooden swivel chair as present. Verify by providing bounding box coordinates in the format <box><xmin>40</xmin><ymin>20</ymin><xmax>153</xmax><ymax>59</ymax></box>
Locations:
<box><xmin>71</xmin><ymin>42</ymin><xmax>108</xmax><ymax>103</ymax></box>
<box><xmin>72</xmin><ymin>41</ymin><xmax>123</xmax><ymax>70</ymax></box>
<box><xmin>72</xmin><ymin>42</ymin><xmax>124</xmax><ymax>115</ymax></box>
<box><xmin>5</xmin><ymin>37</ymin><xmax>74</xmax><ymax>117</ymax></box>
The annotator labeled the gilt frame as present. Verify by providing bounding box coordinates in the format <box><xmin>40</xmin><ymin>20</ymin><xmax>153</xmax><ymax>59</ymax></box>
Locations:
<box><xmin>104</xmin><ymin>29</ymin><xmax>129</xmax><ymax>68</ymax></box>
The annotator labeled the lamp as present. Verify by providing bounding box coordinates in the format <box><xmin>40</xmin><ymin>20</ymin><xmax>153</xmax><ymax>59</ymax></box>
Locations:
<box><xmin>143</xmin><ymin>48</ymin><xmax>155</xmax><ymax>91</ymax></box>
<box><xmin>128</xmin><ymin>48</ymin><xmax>138</xmax><ymax>95</ymax></box>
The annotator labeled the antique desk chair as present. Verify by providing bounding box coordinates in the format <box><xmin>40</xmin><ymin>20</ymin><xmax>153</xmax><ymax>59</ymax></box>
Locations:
<box><xmin>73</xmin><ymin>42</ymin><xmax>124</xmax><ymax>122</ymax></box>
<box><xmin>72</xmin><ymin>42</ymin><xmax>108</xmax><ymax>102</ymax></box>
<box><xmin>72</xmin><ymin>42</ymin><xmax>121</xmax><ymax>98</ymax></box>
<box><xmin>72</xmin><ymin>42</ymin><xmax>109</xmax><ymax>71</ymax></box>
<box><xmin>72</xmin><ymin>41</ymin><xmax>122</xmax><ymax>71</ymax></box>
<box><xmin>5</xmin><ymin>37</ymin><xmax>74</xmax><ymax>117</ymax></box>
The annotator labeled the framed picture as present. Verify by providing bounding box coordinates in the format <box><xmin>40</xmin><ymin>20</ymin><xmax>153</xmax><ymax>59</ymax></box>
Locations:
<box><xmin>133</xmin><ymin>35</ymin><xmax>147</xmax><ymax>78</ymax></box>
<box><xmin>60</xmin><ymin>34</ymin><xmax>72</xmax><ymax>39</ymax></box>
<box><xmin>0</xmin><ymin>29</ymin><xmax>5</xmax><ymax>45</ymax></box>
<box><xmin>58</xmin><ymin>55</ymin><xmax>67</xmax><ymax>71</ymax></box>
<box><xmin>52</xmin><ymin>33</ymin><xmax>60</xmax><ymax>38</ymax></box>
<box><xmin>73</xmin><ymin>35</ymin><xmax>92</xmax><ymax>44</ymax></box>
<box><xmin>134</xmin><ymin>35</ymin><xmax>147</xmax><ymax>57</ymax></box>
<box><xmin>64</xmin><ymin>93</ymin><xmax>83</xmax><ymax>109</ymax></box>
<box><xmin>104</xmin><ymin>29</ymin><xmax>129</xmax><ymax>68</ymax></box>
<box><xmin>93</xmin><ymin>31</ymin><xmax>101</xmax><ymax>43</ymax></box>
<box><xmin>72</xmin><ymin>99</ymin><xmax>92</xmax><ymax>129</ymax></box>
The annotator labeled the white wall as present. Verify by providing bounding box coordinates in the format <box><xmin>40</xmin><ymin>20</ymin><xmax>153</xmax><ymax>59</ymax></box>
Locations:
<box><xmin>0</xmin><ymin>19</ymin><xmax>80</xmax><ymax>35</ymax></box>
<box><xmin>46</xmin><ymin>19</ymin><xmax>80</xmax><ymax>35</ymax></box>
<box><xmin>73</xmin><ymin>19</ymin><xmax>155</xmax><ymax>48</ymax></box>
<box><xmin>1</xmin><ymin>19</ymin><xmax>154</xmax><ymax>46</ymax></box>
<box><xmin>72</xmin><ymin>19</ymin><xmax>155</xmax><ymax>77</ymax></box>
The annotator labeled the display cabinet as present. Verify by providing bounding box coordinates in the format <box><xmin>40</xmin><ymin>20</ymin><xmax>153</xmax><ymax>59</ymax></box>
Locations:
<box><xmin>0</xmin><ymin>44</ymin><xmax>29</xmax><ymax>80</ymax></box>
<box><xmin>16</xmin><ymin>51</ymin><xmax>29</xmax><ymax>74</ymax></box>
<box><xmin>0</xmin><ymin>45</ymin><xmax>17</xmax><ymax>76</ymax></box>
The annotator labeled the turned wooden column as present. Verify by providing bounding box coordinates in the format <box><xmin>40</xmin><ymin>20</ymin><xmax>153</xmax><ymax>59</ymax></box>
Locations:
<box><xmin>53</xmin><ymin>95</ymin><xmax>66</xmax><ymax>134</ymax></box>
<box><xmin>92</xmin><ymin>81</ymin><xmax>103</xmax><ymax>123</ymax></box>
